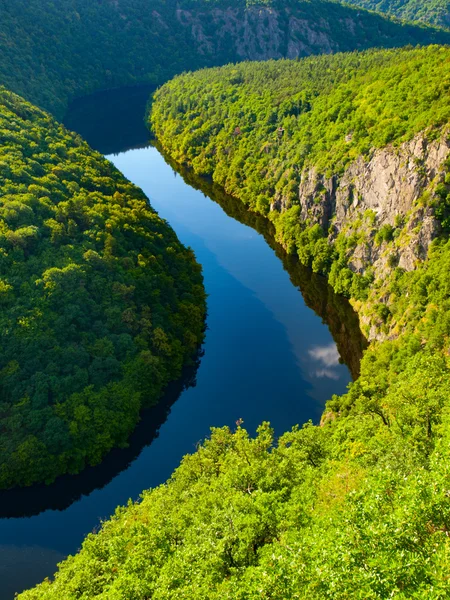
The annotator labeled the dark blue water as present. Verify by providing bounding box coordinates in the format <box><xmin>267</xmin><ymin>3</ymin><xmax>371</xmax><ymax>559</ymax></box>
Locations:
<box><xmin>0</xmin><ymin>88</ymin><xmax>365</xmax><ymax>599</ymax></box>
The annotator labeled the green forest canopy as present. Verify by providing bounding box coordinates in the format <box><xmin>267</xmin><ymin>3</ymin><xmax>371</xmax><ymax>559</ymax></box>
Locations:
<box><xmin>151</xmin><ymin>45</ymin><xmax>450</xmax><ymax>301</ymax></box>
<box><xmin>4</xmin><ymin>0</ymin><xmax>445</xmax><ymax>493</ymax></box>
<box><xmin>151</xmin><ymin>45</ymin><xmax>450</xmax><ymax>178</ymax></box>
<box><xmin>1</xmin><ymin>0</ymin><xmax>450</xmax><ymax>118</ymax></box>
<box><xmin>18</xmin><ymin>45</ymin><xmax>450</xmax><ymax>598</ymax></box>
<box><xmin>1</xmin><ymin>0</ymin><xmax>450</xmax><ymax>594</ymax></box>
<box><xmin>0</xmin><ymin>88</ymin><xmax>205</xmax><ymax>489</ymax></box>
<box><xmin>344</xmin><ymin>0</ymin><xmax>450</xmax><ymax>28</ymax></box>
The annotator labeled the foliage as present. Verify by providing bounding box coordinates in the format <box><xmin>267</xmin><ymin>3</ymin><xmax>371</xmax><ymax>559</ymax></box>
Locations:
<box><xmin>0</xmin><ymin>88</ymin><xmax>206</xmax><ymax>488</ymax></box>
<box><xmin>17</xmin><ymin>219</ymin><xmax>450</xmax><ymax>596</ymax></box>
<box><xmin>18</xmin><ymin>359</ymin><xmax>450</xmax><ymax>599</ymax></box>
<box><xmin>17</xmin><ymin>44</ymin><xmax>450</xmax><ymax>598</ymax></box>
<box><xmin>151</xmin><ymin>45</ymin><xmax>450</xmax><ymax>300</ymax></box>
<box><xmin>1</xmin><ymin>0</ymin><xmax>450</xmax><ymax>117</ymax></box>
<box><xmin>3</xmin><ymin>0</ymin><xmax>450</xmax><ymax>592</ymax></box>
<box><xmin>152</xmin><ymin>45</ymin><xmax>450</xmax><ymax>180</ymax></box>
<box><xmin>344</xmin><ymin>0</ymin><xmax>450</xmax><ymax>28</ymax></box>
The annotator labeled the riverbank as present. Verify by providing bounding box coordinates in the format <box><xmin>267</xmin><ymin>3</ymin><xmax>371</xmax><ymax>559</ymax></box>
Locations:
<box><xmin>1</xmin><ymin>89</ymin><xmax>360</xmax><ymax>599</ymax></box>
<box><xmin>16</xmin><ymin>47</ymin><xmax>450</xmax><ymax>597</ymax></box>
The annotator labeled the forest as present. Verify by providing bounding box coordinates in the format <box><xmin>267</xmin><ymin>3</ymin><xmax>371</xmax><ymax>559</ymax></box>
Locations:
<box><xmin>1</xmin><ymin>0</ymin><xmax>450</xmax><ymax>596</ymax></box>
<box><xmin>17</xmin><ymin>45</ymin><xmax>450</xmax><ymax>598</ymax></box>
<box><xmin>345</xmin><ymin>0</ymin><xmax>450</xmax><ymax>28</ymax></box>
<box><xmin>1</xmin><ymin>0</ymin><xmax>450</xmax><ymax>118</ymax></box>
<box><xmin>151</xmin><ymin>46</ymin><xmax>450</xmax><ymax>309</ymax></box>
<box><xmin>0</xmin><ymin>88</ymin><xmax>206</xmax><ymax>488</ymax></box>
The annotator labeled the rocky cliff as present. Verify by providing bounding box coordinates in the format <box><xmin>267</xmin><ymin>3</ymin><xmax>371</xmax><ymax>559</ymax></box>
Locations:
<box><xmin>176</xmin><ymin>5</ymin><xmax>339</xmax><ymax>59</ymax></box>
<box><xmin>173</xmin><ymin>3</ymin><xmax>448</xmax><ymax>61</ymax></box>
<box><xmin>150</xmin><ymin>47</ymin><xmax>450</xmax><ymax>341</ymax></box>
<box><xmin>277</xmin><ymin>131</ymin><xmax>450</xmax><ymax>339</ymax></box>
<box><xmin>284</xmin><ymin>131</ymin><xmax>450</xmax><ymax>271</ymax></box>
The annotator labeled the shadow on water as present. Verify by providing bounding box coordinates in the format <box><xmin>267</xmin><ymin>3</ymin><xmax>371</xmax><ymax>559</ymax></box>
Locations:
<box><xmin>63</xmin><ymin>85</ymin><xmax>155</xmax><ymax>154</ymax></box>
<box><xmin>0</xmin><ymin>354</ymin><xmax>202</xmax><ymax>519</ymax></box>
<box><xmin>156</xmin><ymin>146</ymin><xmax>368</xmax><ymax>381</ymax></box>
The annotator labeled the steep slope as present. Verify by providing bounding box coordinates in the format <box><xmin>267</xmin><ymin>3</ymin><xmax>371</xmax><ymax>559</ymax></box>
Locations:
<box><xmin>18</xmin><ymin>46</ymin><xmax>450</xmax><ymax>600</ymax></box>
<box><xmin>151</xmin><ymin>46</ymin><xmax>450</xmax><ymax>340</ymax></box>
<box><xmin>0</xmin><ymin>88</ymin><xmax>205</xmax><ymax>488</ymax></box>
<box><xmin>344</xmin><ymin>0</ymin><xmax>450</xmax><ymax>28</ymax></box>
<box><xmin>1</xmin><ymin>0</ymin><xmax>450</xmax><ymax>117</ymax></box>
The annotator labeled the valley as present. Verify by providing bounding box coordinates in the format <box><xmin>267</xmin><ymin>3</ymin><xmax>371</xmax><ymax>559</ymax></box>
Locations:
<box><xmin>0</xmin><ymin>1</ymin><xmax>450</xmax><ymax>598</ymax></box>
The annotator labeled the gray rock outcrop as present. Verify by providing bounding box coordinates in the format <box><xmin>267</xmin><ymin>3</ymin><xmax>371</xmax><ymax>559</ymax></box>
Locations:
<box><xmin>279</xmin><ymin>132</ymin><xmax>450</xmax><ymax>284</ymax></box>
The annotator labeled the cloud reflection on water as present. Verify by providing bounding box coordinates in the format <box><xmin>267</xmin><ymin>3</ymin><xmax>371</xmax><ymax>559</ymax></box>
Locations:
<box><xmin>308</xmin><ymin>343</ymin><xmax>341</xmax><ymax>380</ymax></box>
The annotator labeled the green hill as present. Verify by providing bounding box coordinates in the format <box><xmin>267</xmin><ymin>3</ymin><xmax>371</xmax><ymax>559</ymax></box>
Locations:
<box><xmin>151</xmin><ymin>45</ymin><xmax>450</xmax><ymax>323</ymax></box>
<box><xmin>17</xmin><ymin>407</ymin><xmax>450</xmax><ymax>598</ymax></box>
<box><xmin>0</xmin><ymin>88</ymin><xmax>205</xmax><ymax>488</ymax></box>
<box><xmin>345</xmin><ymin>0</ymin><xmax>450</xmax><ymax>28</ymax></box>
<box><xmin>1</xmin><ymin>0</ymin><xmax>450</xmax><ymax>118</ymax></box>
<box><xmin>18</xmin><ymin>46</ymin><xmax>450</xmax><ymax>598</ymax></box>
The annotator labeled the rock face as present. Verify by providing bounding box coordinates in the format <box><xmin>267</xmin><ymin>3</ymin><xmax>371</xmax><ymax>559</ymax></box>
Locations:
<box><xmin>172</xmin><ymin>3</ymin><xmax>449</xmax><ymax>63</ymax></box>
<box><xmin>335</xmin><ymin>136</ymin><xmax>449</xmax><ymax>227</ymax></box>
<box><xmin>269</xmin><ymin>131</ymin><xmax>449</xmax><ymax>341</ymax></box>
<box><xmin>287</xmin><ymin>132</ymin><xmax>450</xmax><ymax>282</ymax></box>
<box><xmin>175</xmin><ymin>6</ymin><xmax>342</xmax><ymax>60</ymax></box>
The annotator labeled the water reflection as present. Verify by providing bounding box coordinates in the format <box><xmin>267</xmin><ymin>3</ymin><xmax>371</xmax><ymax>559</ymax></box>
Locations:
<box><xmin>157</xmin><ymin>147</ymin><xmax>367</xmax><ymax>381</ymax></box>
<box><xmin>308</xmin><ymin>343</ymin><xmax>341</xmax><ymax>380</ymax></box>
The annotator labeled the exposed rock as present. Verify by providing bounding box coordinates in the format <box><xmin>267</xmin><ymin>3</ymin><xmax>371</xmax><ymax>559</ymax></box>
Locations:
<box><xmin>267</xmin><ymin>130</ymin><xmax>450</xmax><ymax>340</ymax></box>
<box><xmin>174</xmin><ymin>6</ymin><xmax>358</xmax><ymax>62</ymax></box>
<box><xmin>334</xmin><ymin>135</ymin><xmax>450</xmax><ymax>227</ymax></box>
<box><xmin>285</xmin><ymin>132</ymin><xmax>450</xmax><ymax>286</ymax></box>
<box><xmin>285</xmin><ymin>130</ymin><xmax>449</xmax><ymax>341</ymax></box>
<box><xmin>298</xmin><ymin>168</ymin><xmax>337</xmax><ymax>228</ymax></box>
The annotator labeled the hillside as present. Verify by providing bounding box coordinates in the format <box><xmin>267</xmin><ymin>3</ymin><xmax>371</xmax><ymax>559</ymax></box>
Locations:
<box><xmin>17</xmin><ymin>409</ymin><xmax>450</xmax><ymax>599</ymax></box>
<box><xmin>151</xmin><ymin>45</ymin><xmax>450</xmax><ymax>339</ymax></box>
<box><xmin>345</xmin><ymin>0</ymin><xmax>450</xmax><ymax>28</ymax></box>
<box><xmin>18</xmin><ymin>46</ymin><xmax>450</xmax><ymax>598</ymax></box>
<box><xmin>1</xmin><ymin>0</ymin><xmax>450</xmax><ymax>117</ymax></box>
<box><xmin>0</xmin><ymin>88</ymin><xmax>205</xmax><ymax>488</ymax></box>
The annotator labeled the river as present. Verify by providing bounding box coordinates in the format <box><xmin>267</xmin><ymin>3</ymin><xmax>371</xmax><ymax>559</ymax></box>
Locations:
<box><xmin>0</xmin><ymin>86</ymin><xmax>366</xmax><ymax>599</ymax></box>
